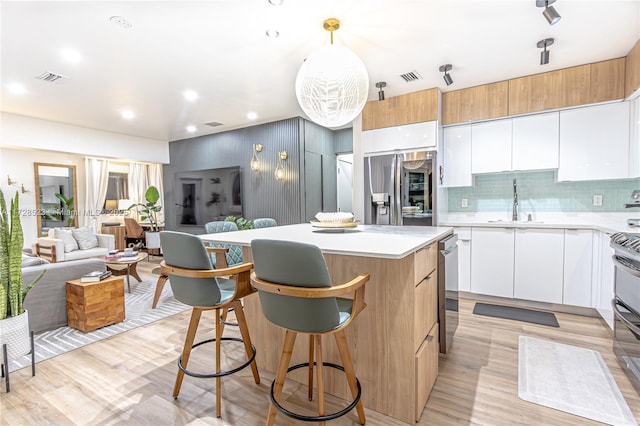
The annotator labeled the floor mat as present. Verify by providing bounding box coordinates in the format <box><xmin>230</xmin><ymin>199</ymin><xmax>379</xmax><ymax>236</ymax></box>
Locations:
<box><xmin>473</xmin><ymin>302</ymin><xmax>559</xmax><ymax>327</ymax></box>
<box><xmin>519</xmin><ymin>336</ymin><xmax>637</xmax><ymax>425</ymax></box>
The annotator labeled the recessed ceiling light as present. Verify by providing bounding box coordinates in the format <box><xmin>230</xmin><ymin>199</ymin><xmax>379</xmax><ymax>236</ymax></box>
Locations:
<box><xmin>60</xmin><ymin>48</ymin><xmax>81</xmax><ymax>63</ymax></box>
<box><xmin>110</xmin><ymin>16</ymin><xmax>132</xmax><ymax>29</ymax></box>
<box><xmin>184</xmin><ymin>90</ymin><xmax>198</xmax><ymax>101</ymax></box>
<box><xmin>8</xmin><ymin>82</ymin><xmax>27</xmax><ymax>95</ymax></box>
<box><xmin>247</xmin><ymin>112</ymin><xmax>258</xmax><ymax>120</ymax></box>
<box><xmin>186</xmin><ymin>125</ymin><xmax>197</xmax><ymax>133</ymax></box>
<box><xmin>121</xmin><ymin>109</ymin><xmax>135</xmax><ymax>120</ymax></box>
<box><xmin>268</xmin><ymin>0</ymin><xmax>284</xmax><ymax>5</ymax></box>
<box><xmin>265</xmin><ymin>29</ymin><xmax>280</xmax><ymax>38</ymax></box>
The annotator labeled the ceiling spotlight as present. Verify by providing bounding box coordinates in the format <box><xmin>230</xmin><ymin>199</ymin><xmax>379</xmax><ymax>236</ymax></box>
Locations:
<box><xmin>120</xmin><ymin>109</ymin><xmax>135</xmax><ymax>120</ymax></box>
<box><xmin>265</xmin><ymin>29</ymin><xmax>280</xmax><ymax>38</ymax></box>
<box><xmin>186</xmin><ymin>125</ymin><xmax>196</xmax><ymax>133</ymax></box>
<box><xmin>439</xmin><ymin>64</ymin><xmax>453</xmax><ymax>86</ymax></box>
<box><xmin>537</xmin><ymin>38</ymin><xmax>554</xmax><ymax>65</ymax></box>
<box><xmin>183</xmin><ymin>90</ymin><xmax>198</xmax><ymax>101</ymax></box>
<box><xmin>247</xmin><ymin>112</ymin><xmax>258</xmax><ymax>120</ymax></box>
<box><xmin>375</xmin><ymin>82</ymin><xmax>386</xmax><ymax>101</ymax></box>
<box><xmin>536</xmin><ymin>0</ymin><xmax>561</xmax><ymax>25</ymax></box>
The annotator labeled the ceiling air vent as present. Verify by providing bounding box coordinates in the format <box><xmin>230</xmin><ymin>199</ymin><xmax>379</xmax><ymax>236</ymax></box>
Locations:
<box><xmin>36</xmin><ymin>71</ymin><xmax>68</xmax><ymax>82</ymax></box>
<box><xmin>399</xmin><ymin>70</ymin><xmax>423</xmax><ymax>83</ymax></box>
<box><xmin>204</xmin><ymin>121</ymin><xmax>223</xmax><ymax>127</ymax></box>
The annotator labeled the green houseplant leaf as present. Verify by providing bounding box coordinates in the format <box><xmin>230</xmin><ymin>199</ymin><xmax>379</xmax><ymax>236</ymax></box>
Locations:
<box><xmin>0</xmin><ymin>189</ymin><xmax>45</xmax><ymax>320</ymax></box>
<box><xmin>128</xmin><ymin>185</ymin><xmax>162</xmax><ymax>232</ymax></box>
<box><xmin>54</xmin><ymin>193</ymin><xmax>75</xmax><ymax>227</ymax></box>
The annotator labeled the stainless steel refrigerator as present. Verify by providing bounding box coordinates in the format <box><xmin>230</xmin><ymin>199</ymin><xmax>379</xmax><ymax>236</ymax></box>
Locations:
<box><xmin>364</xmin><ymin>151</ymin><xmax>435</xmax><ymax>226</ymax></box>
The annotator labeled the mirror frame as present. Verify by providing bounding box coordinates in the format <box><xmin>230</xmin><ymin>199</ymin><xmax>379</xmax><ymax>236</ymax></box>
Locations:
<box><xmin>34</xmin><ymin>162</ymin><xmax>79</xmax><ymax>236</ymax></box>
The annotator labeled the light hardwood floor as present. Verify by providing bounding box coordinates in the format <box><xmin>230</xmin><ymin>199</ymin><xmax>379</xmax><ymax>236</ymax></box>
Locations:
<box><xmin>2</xmin><ymin>258</ymin><xmax>639</xmax><ymax>425</ymax></box>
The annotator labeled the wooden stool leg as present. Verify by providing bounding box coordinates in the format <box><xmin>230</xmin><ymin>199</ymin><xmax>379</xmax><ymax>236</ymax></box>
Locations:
<box><xmin>152</xmin><ymin>275</ymin><xmax>168</xmax><ymax>309</ymax></box>
<box><xmin>335</xmin><ymin>329</ymin><xmax>366</xmax><ymax>425</ymax></box>
<box><xmin>315</xmin><ymin>334</ymin><xmax>325</xmax><ymax>426</ymax></box>
<box><xmin>215</xmin><ymin>308</ymin><xmax>222</xmax><ymax>418</ymax></box>
<box><xmin>230</xmin><ymin>301</ymin><xmax>260</xmax><ymax>384</ymax></box>
<box><xmin>173</xmin><ymin>308</ymin><xmax>202</xmax><ymax>398</ymax></box>
<box><xmin>268</xmin><ymin>330</ymin><xmax>297</xmax><ymax>426</ymax></box>
<box><xmin>308</xmin><ymin>335</ymin><xmax>315</xmax><ymax>401</ymax></box>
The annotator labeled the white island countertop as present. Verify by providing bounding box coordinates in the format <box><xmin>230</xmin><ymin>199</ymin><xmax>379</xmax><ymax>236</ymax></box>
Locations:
<box><xmin>200</xmin><ymin>223</ymin><xmax>453</xmax><ymax>259</ymax></box>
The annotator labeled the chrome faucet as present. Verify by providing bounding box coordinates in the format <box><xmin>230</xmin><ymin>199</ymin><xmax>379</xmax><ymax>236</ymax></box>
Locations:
<box><xmin>512</xmin><ymin>178</ymin><xmax>518</xmax><ymax>221</ymax></box>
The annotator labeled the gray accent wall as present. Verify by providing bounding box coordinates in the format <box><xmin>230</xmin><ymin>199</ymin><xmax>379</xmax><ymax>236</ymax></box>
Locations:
<box><xmin>165</xmin><ymin>117</ymin><xmax>353</xmax><ymax>233</ymax></box>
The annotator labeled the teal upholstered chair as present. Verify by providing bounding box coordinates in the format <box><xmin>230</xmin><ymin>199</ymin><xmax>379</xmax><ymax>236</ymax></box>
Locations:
<box><xmin>252</xmin><ymin>218</ymin><xmax>277</xmax><ymax>229</ymax></box>
<box><xmin>250</xmin><ymin>239</ymin><xmax>369</xmax><ymax>425</ymax></box>
<box><xmin>204</xmin><ymin>221</ymin><xmax>243</xmax><ymax>267</ymax></box>
<box><xmin>159</xmin><ymin>231</ymin><xmax>260</xmax><ymax>418</ymax></box>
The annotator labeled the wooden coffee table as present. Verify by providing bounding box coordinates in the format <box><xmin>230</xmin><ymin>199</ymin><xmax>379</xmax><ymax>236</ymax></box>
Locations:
<box><xmin>105</xmin><ymin>252</ymin><xmax>149</xmax><ymax>293</ymax></box>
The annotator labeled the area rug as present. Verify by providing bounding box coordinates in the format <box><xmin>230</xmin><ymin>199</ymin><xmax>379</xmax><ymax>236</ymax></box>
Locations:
<box><xmin>518</xmin><ymin>336</ymin><xmax>637</xmax><ymax>426</ymax></box>
<box><xmin>8</xmin><ymin>274</ymin><xmax>188</xmax><ymax>372</ymax></box>
<box><xmin>473</xmin><ymin>302</ymin><xmax>559</xmax><ymax>327</ymax></box>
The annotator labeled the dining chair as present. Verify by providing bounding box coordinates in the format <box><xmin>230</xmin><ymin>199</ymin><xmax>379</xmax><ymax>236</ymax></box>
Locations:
<box><xmin>252</xmin><ymin>218</ymin><xmax>277</xmax><ymax>229</ymax></box>
<box><xmin>159</xmin><ymin>231</ymin><xmax>260</xmax><ymax>418</ymax></box>
<box><xmin>250</xmin><ymin>239</ymin><xmax>370</xmax><ymax>425</ymax></box>
<box><xmin>204</xmin><ymin>221</ymin><xmax>243</xmax><ymax>267</ymax></box>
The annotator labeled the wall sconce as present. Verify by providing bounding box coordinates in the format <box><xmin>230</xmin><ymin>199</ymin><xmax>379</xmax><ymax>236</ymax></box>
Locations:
<box><xmin>7</xmin><ymin>175</ymin><xmax>30</xmax><ymax>193</ymax></box>
<box><xmin>250</xmin><ymin>143</ymin><xmax>263</xmax><ymax>172</ymax></box>
<box><xmin>274</xmin><ymin>151</ymin><xmax>288</xmax><ymax>181</ymax></box>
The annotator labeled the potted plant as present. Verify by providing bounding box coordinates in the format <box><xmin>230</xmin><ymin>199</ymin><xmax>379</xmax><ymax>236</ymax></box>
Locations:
<box><xmin>225</xmin><ymin>215</ymin><xmax>253</xmax><ymax>230</ymax></box>
<box><xmin>54</xmin><ymin>193</ymin><xmax>75</xmax><ymax>227</ymax></box>
<box><xmin>0</xmin><ymin>190</ymin><xmax>45</xmax><ymax>363</ymax></box>
<box><xmin>128</xmin><ymin>186</ymin><xmax>162</xmax><ymax>249</ymax></box>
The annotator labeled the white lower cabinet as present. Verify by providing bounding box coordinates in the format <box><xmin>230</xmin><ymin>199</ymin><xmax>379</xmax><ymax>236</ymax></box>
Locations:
<box><xmin>454</xmin><ymin>227</ymin><xmax>471</xmax><ymax>292</ymax></box>
<box><xmin>470</xmin><ymin>227</ymin><xmax>514</xmax><ymax>298</ymax></box>
<box><xmin>595</xmin><ymin>231</ymin><xmax>615</xmax><ymax>329</ymax></box>
<box><xmin>563</xmin><ymin>229</ymin><xmax>593</xmax><ymax>307</ymax></box>
<box><xmin>514</xmin><ymin>228</ymin><xmax>564</xmax><ymax>304</ymax></box>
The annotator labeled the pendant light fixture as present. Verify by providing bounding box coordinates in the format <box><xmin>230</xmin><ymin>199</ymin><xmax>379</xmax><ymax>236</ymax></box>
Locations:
<box><xmin>295</xmin><ymin>18</ymin><xmax>369</xmax><ymax>128</ymax></box>
<box><xmin>536</xmin><ymin>0</ymin><xmax>561</xmax><ymax>25</ymax></box>
<box><xmin>537</xmin><ymin>38</ymin><xmax>554</xmax><ymax>65</ymax></box>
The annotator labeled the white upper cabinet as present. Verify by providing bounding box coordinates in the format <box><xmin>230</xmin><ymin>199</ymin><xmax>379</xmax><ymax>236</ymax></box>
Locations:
<box><xmin>512</xmin><ymin>112</ymin><xmax>559</xmax><ymax>171</ymax></box>
<box><xmin>362</xmin><ymin>121</ymin><xmax>437</xmax><ymax>155</ymax></box>
<box><xmin>442</xmin><ymin>125</ymin><xmax>472</xmax><ymax>187</ymax></box>
<box><xmin>471</xmin><ymin>120</ymin><xmax>512</xmax><ymax>174</ymax></box>
<box><xmin>558</xmin><ymin>102</ymin><xmax>630</xmax><ymax>181</ymax></box>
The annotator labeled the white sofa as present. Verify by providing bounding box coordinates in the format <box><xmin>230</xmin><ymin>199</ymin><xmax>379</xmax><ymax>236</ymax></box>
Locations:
<box><xmin>35</xmin><ymin>228</ymin><xmax>114</xmax><ymax>262</ymax></box>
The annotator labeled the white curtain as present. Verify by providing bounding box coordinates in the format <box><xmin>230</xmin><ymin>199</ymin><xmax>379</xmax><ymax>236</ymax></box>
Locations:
<box><xmin>83</xmin><ymin>158</ymin><xmax>110</xmax><ymax>229</ymax></box>
<box><xmin>128</xmin><ymin>162</ymin><xmax>164</xmax><ymax>224</ymax></box>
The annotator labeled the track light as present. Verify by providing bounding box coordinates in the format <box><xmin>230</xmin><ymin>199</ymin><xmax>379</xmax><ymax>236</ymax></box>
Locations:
<box><xmin>537</xmin><ymin>0</ymin><xmax>561</xmax><ymax>25</ymax></box>
<box><xmin>537</xmin><ymin>38</ymin><xmax>554</xmax><ymax>65</ymax></box>
<box><xmin>375</xmin><ymin>81</ymin><xmax>386</xmax><ymax>101</ymax></box>
<box><xmin>439</xmin><ymin>64</ymin><xmax>453</xmax><ymax>86</ymax></box>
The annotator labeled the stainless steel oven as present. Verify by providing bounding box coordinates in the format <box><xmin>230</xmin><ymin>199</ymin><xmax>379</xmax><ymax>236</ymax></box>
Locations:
<box><xmin>610</xmin><ymin>232</ymin><xmax>640</xmax><ymax>393</ymax></box>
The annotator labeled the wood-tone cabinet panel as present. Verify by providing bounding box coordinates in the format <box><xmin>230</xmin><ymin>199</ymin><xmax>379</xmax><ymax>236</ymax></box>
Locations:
<box><xmin>591</xmin><ymin>58</ymin><xmax>625</xmax><ymax>102</ymax></box>
<box><xmin>509</xmin><ymin>65</ymin><xmax>590</xmax><ymax>115</ymax></box>
<box><xmin>362</xmin><ymin>88</ymin><xmax>438</xmax><ymax>130</ymax></box>
<box><xmin>626</xmin><ymin>39</ymin><xmax>640</xmax><ymax>98</ymax></box>
<box><xmin>441</xmin><ymin>81</ymin><xmax>509</xmax><ymax>125</ymax></box>
<box><xmin>414</xmin><ymin>273</ymin><xmax>437</xmax><ymax>353</ymax></box>
<box><xmin>415</xmin><ymin>323</ymin><xmax>438</xmax><ymax>422</ymax></box>
<box><xmin>414</xmin><ymin>242</ymin><xmax>437</xmax><ymax>284</ymax></box>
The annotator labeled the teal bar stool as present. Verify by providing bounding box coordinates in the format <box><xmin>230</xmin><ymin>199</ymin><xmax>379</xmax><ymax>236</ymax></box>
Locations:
<box><xmin>252</xmin><ymin>218</ymin><xmax>277</xmax><ymax>229</ymax></box>
<box><xmin>250</xmin><ymin>239</ymin><xmax>370</xmax><ymax>425</ymax></box>
<box><xmin>159</xmin><ymin>231</ymin><xmax>260</xmax><ymax>418</ymax></box>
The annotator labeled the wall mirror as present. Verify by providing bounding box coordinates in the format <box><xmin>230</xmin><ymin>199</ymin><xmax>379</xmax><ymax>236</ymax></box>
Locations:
<box><xmin>34</xmin><ymin>162</ymin><xmax>78</xmax><ymax>236</ymax></box>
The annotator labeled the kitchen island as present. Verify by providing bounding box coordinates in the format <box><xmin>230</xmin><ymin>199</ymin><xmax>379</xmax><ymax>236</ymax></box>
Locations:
<box><xmin>200</xmin><ymin>223</ymin><xmax>453</xmax><ymax>424</ymax></box>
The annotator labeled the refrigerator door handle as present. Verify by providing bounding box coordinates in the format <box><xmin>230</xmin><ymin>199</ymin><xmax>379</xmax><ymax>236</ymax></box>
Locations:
<box><xmin>395</xmin><ymin>154</ymin><xmax>402</xmax><ymax>226</ymax></box>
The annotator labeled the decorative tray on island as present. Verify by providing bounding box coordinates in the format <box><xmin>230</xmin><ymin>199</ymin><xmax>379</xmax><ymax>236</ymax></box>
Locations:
<box><xmin>310</xmin><ymin>220</ymin><xmax>360</xmax><ymax>229</ymax></box>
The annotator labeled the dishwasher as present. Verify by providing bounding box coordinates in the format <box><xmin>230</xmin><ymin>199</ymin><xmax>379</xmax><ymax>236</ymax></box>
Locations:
<box><xmin>438</xmin><ymin>233</ymin><xmax>459</xmax><ymax>354</ymax></box>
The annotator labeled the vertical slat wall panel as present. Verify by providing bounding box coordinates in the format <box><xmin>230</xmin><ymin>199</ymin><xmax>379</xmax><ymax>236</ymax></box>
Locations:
<box><xmin>165</xmin><ymin>118</ymin><xmax>302</xmax><ymax>232</ymax></box>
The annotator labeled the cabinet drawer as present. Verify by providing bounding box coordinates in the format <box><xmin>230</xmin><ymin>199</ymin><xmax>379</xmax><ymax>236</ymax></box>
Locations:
<box><xmin>414</xmin><ymin>243</ymin><xmax>437</xmax><ymax>284</ymax></box>
<box><xmin>415</xmin><ymin>323</ymin><xmax>438</xmax><ymax>422</ymax></box>
<box><xmin>414</xmin><ymin>273</ymin><xmax>437</xmax><ymax>353</ymax></box>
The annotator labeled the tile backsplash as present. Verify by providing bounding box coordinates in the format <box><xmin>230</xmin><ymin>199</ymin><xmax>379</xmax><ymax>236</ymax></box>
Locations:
<box><xmin>447</xmin><ymin>171</ymin><xmax>640</xmax><ymax>213</ymax></box>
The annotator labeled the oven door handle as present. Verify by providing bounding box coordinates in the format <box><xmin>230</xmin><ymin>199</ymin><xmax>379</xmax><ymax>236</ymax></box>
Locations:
<box><xmin>612</xmin><ymin>298</ymin><xmax>640</xmax><ymax>335</ymax></box>
<box><xmin>612</xmin><ymin>255</ymin><xmax>640</xmax><ymax>278</ymax></box>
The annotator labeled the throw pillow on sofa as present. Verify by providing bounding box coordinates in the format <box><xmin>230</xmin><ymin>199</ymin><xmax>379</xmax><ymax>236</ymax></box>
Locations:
<box><xmin>21</xmin><ymin>253</ymin><xmax>50</xmax><ymax>267</ymax></box>
<box><xmin>53</xmin><ymin>228</ymin><xmax>79</xmax><ymax>252</ymax></box>
<box><xmin>71</xmin><ymin>226</ymin><xmax>99</xmax><ymax>250</ymax></box>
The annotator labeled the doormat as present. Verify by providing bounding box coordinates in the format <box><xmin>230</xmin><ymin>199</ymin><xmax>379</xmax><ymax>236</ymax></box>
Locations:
<box><xmin>519</xmin><ymin>336</ymin><xmax>638</xmax><ymax>425</ymax></box>
<box><xmin>473</xmin><ymin>302</ymin><xmax>559</xmax><ymax>327</ymax></box>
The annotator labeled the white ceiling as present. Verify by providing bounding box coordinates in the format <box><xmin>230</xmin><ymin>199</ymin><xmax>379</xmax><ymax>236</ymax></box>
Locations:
<box><xmin>2</xmin><ymin>0</ymin><xmax>639</xmax><ymax>142</ymax></box>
